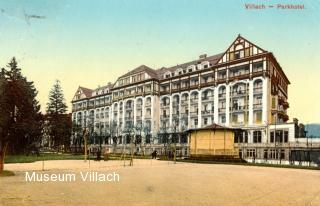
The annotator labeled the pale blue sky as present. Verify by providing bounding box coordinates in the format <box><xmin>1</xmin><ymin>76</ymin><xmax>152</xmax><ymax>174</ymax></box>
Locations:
<box><xmin>0</xmin><ymin>0</ymin><xmax>319</xmax><ymax>123</ymax></box>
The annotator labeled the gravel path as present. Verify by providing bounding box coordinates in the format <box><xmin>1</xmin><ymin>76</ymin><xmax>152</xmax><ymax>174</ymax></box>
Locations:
<box><xmin>1</xmin><ymin>159</ymin><xmax>320</xmax><ymax>206</ymax></box>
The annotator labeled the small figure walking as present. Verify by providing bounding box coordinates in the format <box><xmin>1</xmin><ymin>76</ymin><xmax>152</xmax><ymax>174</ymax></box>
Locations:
<box><xmin>151</xmin><ymin>150</ymin><xmax>158</xmax><ymax>159</ymax></box>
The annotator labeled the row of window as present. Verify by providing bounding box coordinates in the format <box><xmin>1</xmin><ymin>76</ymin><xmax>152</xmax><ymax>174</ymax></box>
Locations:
<box><xmin>235</xmin><ymin>130</ymin><xmax>289</xmax><ymax>143</ymax></box>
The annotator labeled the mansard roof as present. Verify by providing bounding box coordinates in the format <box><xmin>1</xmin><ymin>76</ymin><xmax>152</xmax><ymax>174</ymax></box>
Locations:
<box><xmin>119</xmin><ymin>65</ymin><xmax>158</xmax><ymax>79</ymax></box>
<box><xmin>156</xmin><ymin>53</ymin><xmax>223</xmax><ymax>79</ymax></box>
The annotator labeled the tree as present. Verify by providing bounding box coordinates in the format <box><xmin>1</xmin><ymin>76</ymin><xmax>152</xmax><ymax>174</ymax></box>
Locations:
<box><xmin>46</xmin><ymin>80</ymin><xmax>67</xmax><ymax>115</ymax></box>
<box><xmin>0</xmin><ymin>58</ymin><xmax>43</xmax><ymax>172</ymax></box>
<box><xmin>46</xmin><ymin>80</ymin><xmax>70</xmax><ymax>151</ymax></box>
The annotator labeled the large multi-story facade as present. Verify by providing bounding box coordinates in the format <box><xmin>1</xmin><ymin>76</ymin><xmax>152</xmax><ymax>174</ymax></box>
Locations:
<box><xmin>71</xmin><ymin>35</ymin><xmax>319</xmax><ymax>164</ymax></box>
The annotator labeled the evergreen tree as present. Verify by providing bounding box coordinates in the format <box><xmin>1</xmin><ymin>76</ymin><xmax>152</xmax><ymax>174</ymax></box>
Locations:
<box><xmin>0</xmin><ymin>58</ymin><xmax>43</xmax><ymax>172</ymax></box>
<box><xmin>46</xmin><ymin>80</ymin><xmax>67</xmax><ymax>115</ymax></box>
<box><xmin>46</xmin><ymin>80</ymin><xmax>70</xmax><ymax>151</ymax></box>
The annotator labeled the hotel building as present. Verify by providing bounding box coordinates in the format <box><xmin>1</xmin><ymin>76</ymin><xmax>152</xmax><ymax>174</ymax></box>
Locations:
<box><xmin>71</xmin><ymin>35</ymin><xmax>319</xmax><ymax>164</ymax></box>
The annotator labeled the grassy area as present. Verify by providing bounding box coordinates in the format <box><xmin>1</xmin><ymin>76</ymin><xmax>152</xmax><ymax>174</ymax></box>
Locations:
<box><xmin>0</xmin><ymin>170</ymin><xmax>15</xmax><ymax>177</ymax></box>
<box><xmin>4</xmin><ymin>153</ymin><xmax>152</xmax><ymax>163</ymax></box>
<box><xmin>4</xmin><ymin>153</ymin><xmax>91</xmax><ymax>163</ymax></box>
<box><xmin>176</xmin><ymin>159</ymin><xmax>320</xmax><ymax>170</ymax></box>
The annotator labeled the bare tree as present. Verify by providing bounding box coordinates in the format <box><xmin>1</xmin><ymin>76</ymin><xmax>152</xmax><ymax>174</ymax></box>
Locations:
<box><xmin>171</xmin><ymin>116</ymin><xmax>180</xmax><ymax>163</ymax></box>
<box><xmin>135</xmin><ymin>121</ymin><xmax>143</xmax><ymax>155</ymax></box>
<box><xmin>123</xmin><ymin>121</ymin><xmax>135</xmax><ymax>166</ymax></box>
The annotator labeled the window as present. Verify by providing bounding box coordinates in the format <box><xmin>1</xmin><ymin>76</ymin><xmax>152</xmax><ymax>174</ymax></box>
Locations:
<box><xmin>194</xmin><ymin>119</ymin><xmax>198</xmax><ymax>126</ymax></box>
<box><xmin>255</xmin><ymin>111</ymin><xmax>262</xmax><ymax>123</ymax></box>
<box><xmin>204</xmin><ymin>118</ymin><xmax>208</xmax><ymax>125</ymax></box>
<box><xmin>235</xmin><ymin>51</ymin><xmax>240</xmax><ymax>59</ymax></box>
<box><xmin>246</xmin><ymin>149</ymin><xmax>256</xmax><ymax>158</ymax></box>
<box><xmin>272</xmin><ymin>97</ymin><xmax>276</xmax><ymax>109</ymax></box>
<box><xmin>270</xmin><ymin>131</ymin><xmax>274</xmax><ymax>143</ymax></box>
<box><xmin>253</xmin><ymin>131</ymin><xmax>262</xmax><ymax>143</ymax></box>
<box><xmin>284</xmin><ymin>131</ymin><xmax>289</xmax><ymax>143</ymax></box>
<box><xmin>221</xmin><ymin>115</ymin><xmax>226</xmax><ymax>123</ymax></box>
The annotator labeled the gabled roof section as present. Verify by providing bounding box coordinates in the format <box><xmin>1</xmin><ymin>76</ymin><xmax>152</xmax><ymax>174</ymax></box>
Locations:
<box><xmin>72</xmin><ymin>86</ymin><xmax>93</xmax><ymax>102</ymax></box>
<box><xmin>79</xmin><ymin>86</ymin><xmax>93</xmax><ymax>97</ymax></box>
<box><xmin>217</xmin><ymin>34</ymin><xmax>267</xmax><ymax>64</ymax></box>
<box><xmin>119</xmin><ymin>65</ymin><xmax>158</xmax><ymax>79</ymax></box>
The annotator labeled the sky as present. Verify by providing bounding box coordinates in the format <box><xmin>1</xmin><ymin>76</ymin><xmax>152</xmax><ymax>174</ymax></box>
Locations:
<box><xmin>0</xmin><ymin>0</ymin><xmax>319</xmax><ymax>123</ymax></box>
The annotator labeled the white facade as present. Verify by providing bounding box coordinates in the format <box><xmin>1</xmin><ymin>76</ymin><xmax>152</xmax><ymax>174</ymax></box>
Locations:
<box><xmin>71</xmin><ymin>35</ymin><xmax>299</xmax><ymax>149</ymax></box>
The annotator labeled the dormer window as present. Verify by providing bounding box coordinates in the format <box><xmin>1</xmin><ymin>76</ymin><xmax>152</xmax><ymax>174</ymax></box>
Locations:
<box><xmin>235</xmin><ymin>51</ymin><xmax>240</xmax><ymax>60</ymax></box>
<box><xmin>164</xmin><ymin>72</ymin><xmax>171</xmax><ymax>78</ymax></box>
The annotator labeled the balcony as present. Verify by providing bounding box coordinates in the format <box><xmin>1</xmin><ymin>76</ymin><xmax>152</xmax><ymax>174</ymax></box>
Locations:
<box><xmin>125</xmin><ymin>106</ymin><xmax>133</xmax><ymax>110</ymax></box>
<box><xmin>160</xmin><ymin>103</ymin><xmax>170</xmax><ymax>108</ymax></box>
<box><xmin>230</xmin><ymin>105</ymin><xmax>248</xmax><ymax>112</ymax></box>
<box><xmin>200</xmin><ymin>80</ymin><xmax>215</xmax><ymax>87</ymax></box>
<box><xmin>231</xmin><ymin>89</ymin><xmax>248</xmax><ymax>97</ymax></box>
<box><xmin>136</xmin><ymin>103</ymin><xmax>142</xmax><ymax>109</ymax></box>
<box><xmin>217</xmin><ymin>77</ymin><xmax>226</xmax><ymax>84</ymax></box>
<box><xmin>253</xmin><ymin>87</ymin><xmax>263</xmax><ymax>94</ymax></box>
<box><xmin>189</xmin><ymin>81</ymin><xmax>199</xmax><ymax>89</ymax></box>
<box><xmin>201</xmin><ymin>110</ymin><xmax>213</xmax><ymax>116</ymax></box>
<box><xmin>253</xmin><ymin>103</ymin><xmax>262</xmax><ymax>110</ymax></box>
<box><xmin>172</xmin><ymin>101</ymin><xmax>179</xmax><ymax>107</ymax></box>
<box><xmin>190</xmin><ymin>111</ymin><xmax>198</xmax><ymax>117</ymax></box>
<box><xmin>201</xmin><ymin>95</ymin><xmax>214</xmax><ymax>102</ymax></box>
<box><xmin>218</xmin><ymin>93</ymin><xmax>226</xmax><ymax>99</ymax></box>
<box><xmin>145</xmin><ymin>101</ymin><xmax>151</xmax><ymax>107</ymax></box>
<box><xmin>145</xmin><ymin>114</ymin><xmax>151</xmax><ymax>119</ymax></box>
<box><xmin>218</xmin><ymin>108</ymin><xmax>226</xmax><ymax>113</ymax></box>
<box><xmin>190</xmin><ymin>98</ymin><xmax>199</xmax><ymax>105</ymax></box>
<box><xmin>180</xmin><ymin>112</ymin><xmax>189</xmax><ymax>118</ymax></box>
<box><xmin>181</xmin><ymin>99</ymin><xmax>188</xmax><ymax>105</ymax></box>
<box><xmin>160</xmin><ymin>114</ymin><xmax>170</xmax><ymax>119</ymax></box>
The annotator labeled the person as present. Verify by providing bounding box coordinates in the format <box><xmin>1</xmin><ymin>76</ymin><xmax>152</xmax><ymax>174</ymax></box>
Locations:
<box><xmin>96</xmin><ymin>148</ymin><xmax>101</xmax><ymax>161</ymax></box>
<box><xmin>151</xmin><ymin>150</ymin><xmax>158</xmax><ymax>159</ymax></box>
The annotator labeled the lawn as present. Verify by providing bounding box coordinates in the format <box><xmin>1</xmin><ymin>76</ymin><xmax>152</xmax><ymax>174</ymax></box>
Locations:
<box><xmin>4</xmin><ymin>153</ymin><xmax>152</xmax><ymax>163</ymax></box>
<box><xmin>4</xmin><ymin>153</ymin><xmax>89</xmax><ymax>163</ymax></box>
<box><xmin>0</xmin><ymin>170</ymin><xmax>15</xmax><ymax>176</ymax></box>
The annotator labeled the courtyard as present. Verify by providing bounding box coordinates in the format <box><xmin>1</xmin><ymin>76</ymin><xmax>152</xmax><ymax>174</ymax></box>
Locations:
<box><xmin>1</xmin><ymin>159</ymin><xmax>320</xmax><ymax>206</ymax></box>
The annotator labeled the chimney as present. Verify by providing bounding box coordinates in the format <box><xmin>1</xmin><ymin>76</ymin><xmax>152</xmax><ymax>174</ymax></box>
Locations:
<box><xmin>199</xmin><ymin>54</ymin><xmax>207</xmax><ymax>59</ymax></box>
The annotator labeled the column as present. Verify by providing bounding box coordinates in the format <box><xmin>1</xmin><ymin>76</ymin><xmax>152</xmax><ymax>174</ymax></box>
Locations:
<box><xmin>198</xmin><ymin>90</ymin><xmax>202</xmax><ymax>128</ymax></box>
<box><xmin>214</xmin><ymin>88</ymin><xmax>219</xmax><ymax>123</ymax></box>
<box><xmin>226</xmin><ymin>85</ymin><xmax>230</xmax><ymax>126</ymax></box>
<box><xmin>249</xmin><ymin>80</ymin><xmax>254</xmax><ymax>125</ymax></box>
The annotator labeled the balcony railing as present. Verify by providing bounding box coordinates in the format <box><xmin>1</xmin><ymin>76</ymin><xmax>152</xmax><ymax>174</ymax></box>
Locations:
<box><xmin>231</xmin><ymin>89</ymin><xmax>248</xmax><ymax>97</ymax></box>
<box><xmin>230</xmin><ymin>105</ymin><xmax>248</xmax><ymax>112</ymax></box>
<box><xmin>160</xmin><ymin>103</ymin><xmax>170</xmax><ymax>107</ymax></box>
<box><xmin>125</xmin><ymin>105</ymin><xmax>133</xmax><ymax>110</ymax></box>
<box><xmin>160</xmin><ymin>115</ymin><xmax>170</xmax><ymax>119</ymax></box>
<box><xmin>172</xmin><ymin>101</ymin><xmax>179</xmax><ymax>107</ymax></box>
<box><xmin>190</xmin><ymin>98</ymin><xmax>198</xmax><ymax>104</ymax></box>
<box><xmin>201</xmin><ymin>110</ymin><xmax>213</xmax><ymax>115</ymax></box>
<box><xmin>253</xmin><ymin>103</ymin><xmax>262</xmax><ymax>109</ymax></box>
<box><xmin>253</xmin><ymin>87</ymin><xmax>263</xmax><ymax>94</ymax></box>
<box><xmin>201</xmin><ymin>95</ymin><xmax>214</xmax><ymax>101</ymax></box>
<box><xmin>181</xmin><ymin>99</ymin><xmax>188</xmax><ymax>105</ymax></box>
<box><xmin>218</xmin><ymin>93</ymin><xmax>226</xmax><ymax>99</ymax></box>
<box><xmin>190</xmin><ymin>112</ymin><xmax>198</xmax><ymax>117</ymax></box>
